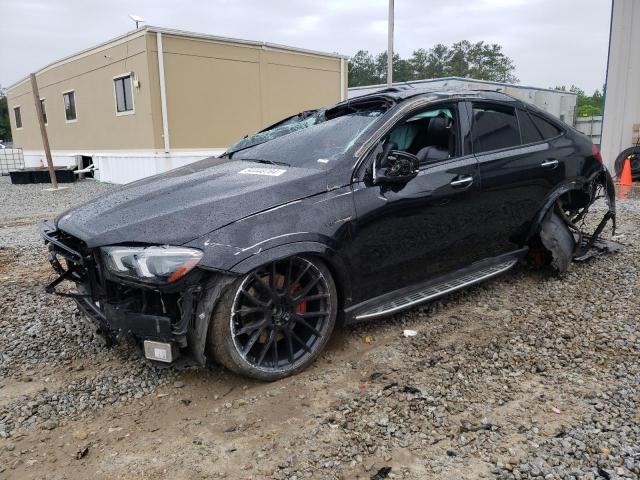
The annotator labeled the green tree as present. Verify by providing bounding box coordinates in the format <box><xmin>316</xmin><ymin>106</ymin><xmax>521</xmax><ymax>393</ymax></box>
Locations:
<box><xmin>374</xmin><ymin>52</ymin><xmax>413</xmax><ymax>83</ymax></box>
<box><xmin>409</xmin><ymin>45</ymin><xmax>450</xmax><ymax>79</ymax></box>
<box><xmin>446</xmin><ymin>41</ymin><xmax>518</xmax><ymax>83</ymax></box>
<box><xmin>553</xmin><ymin>85</ymin><xmax>605</xmax><ymax>117</ymax></box>
<box><xmin>0</xmin><ymin>86</ymin><xmax>11</xmax><ymax>143</ymax></box>
<box><xmin>348</xmin><ymin>50</ymin><xmax>378</xmax><ymax>87</ymax></box>
<box><xmin>348</xmin><ymin>40</ymin><xmax>518</xmax><ymax>87</ymax></box>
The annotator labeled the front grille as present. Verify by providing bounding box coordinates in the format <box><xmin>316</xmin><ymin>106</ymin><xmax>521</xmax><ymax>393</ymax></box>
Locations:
<box><xmin>42</xmin><ymin>224</ymin><xmax>191</xmax><ymax>344</ymax></box>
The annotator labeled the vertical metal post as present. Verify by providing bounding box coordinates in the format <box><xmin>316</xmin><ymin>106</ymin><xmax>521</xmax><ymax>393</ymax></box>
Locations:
<box><xmin>156</xmin><ymin>32</ymin><xmax>171</xmax><ymax>153</ymax></box>
<box><xmin>340</xmin><ymin>57</ymin><xmax>346</xmax><ymax>101</ymax></box>
<box><xmin>387</xmin><ymin>0</ymin><xmax>394</xmax><ymax>87</ymax></box>
<box><xmin>30</xmin><ymin>73</ymin><xmax>58</xmax><ymax>189</ymax></box>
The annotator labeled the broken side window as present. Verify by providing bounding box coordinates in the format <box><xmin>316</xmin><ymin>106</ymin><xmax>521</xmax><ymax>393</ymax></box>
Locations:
<box><xmin>385</xmin><ymin>106</ymin><xmax>458</xmax><ymax>165</ymax></box>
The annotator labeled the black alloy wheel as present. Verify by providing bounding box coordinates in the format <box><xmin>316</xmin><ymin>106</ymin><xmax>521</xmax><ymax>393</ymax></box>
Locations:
<box><xmin>208</xmin><ymin>256</ymin><xmax>337</xmax><ymax>380</ymax></box>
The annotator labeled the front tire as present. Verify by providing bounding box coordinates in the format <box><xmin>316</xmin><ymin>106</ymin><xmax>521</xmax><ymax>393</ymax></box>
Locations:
<box><xmin>207</xmin><ymin>256</ymin><xmax>337</xmax><ymax>381</ymax></box>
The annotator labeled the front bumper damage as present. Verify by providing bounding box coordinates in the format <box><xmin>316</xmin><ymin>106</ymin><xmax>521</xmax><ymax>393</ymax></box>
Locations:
<box><xmin>39</xmin><ymin>221</ymin><xmax>234</xmax><ymax>367</ymax></box>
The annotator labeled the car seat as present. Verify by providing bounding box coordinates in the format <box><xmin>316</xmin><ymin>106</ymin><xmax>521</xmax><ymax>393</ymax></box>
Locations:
<box><xmin>416</xmin><ymin>115</ymin><xmax>451</xmax><ymax>163</ymax></box>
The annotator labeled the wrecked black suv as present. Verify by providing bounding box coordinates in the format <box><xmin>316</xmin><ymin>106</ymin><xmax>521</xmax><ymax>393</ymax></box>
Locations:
<box><xmin>40</xmin><ymin>88</ymin><xmax>615</xmax><ymax>380</ymax></box>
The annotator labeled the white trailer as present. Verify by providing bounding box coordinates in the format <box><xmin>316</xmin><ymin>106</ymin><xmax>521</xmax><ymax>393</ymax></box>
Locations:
<box><xmin>601</xmin><ymin>0</ymin><xmax>640</xmax><ymax>177</ymax></box>
<box><xmin>575</xmin><ymin>116</ymin><xmax>603</xmax><ymax>146</ymax></box>
<box><xmin>349</xmin><ymin>76</ymin><xmax>578</xmax><ymax>126</ymax></box>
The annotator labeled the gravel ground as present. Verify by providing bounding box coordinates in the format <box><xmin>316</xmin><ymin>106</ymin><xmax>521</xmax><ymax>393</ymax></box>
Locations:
<box><xmin>0</xmin><ymin>176</ymin><xmax>114</xmax><ymax>227</ymax></box>
<box><xmin>0</xmin><ymin>178</ymin><xmax>180</xmax><ymax>442</ymax></box>
<box><xmin>0</xmin><ymin>177</ymin><xmax>638</xmax><ymax>479</ymax></box>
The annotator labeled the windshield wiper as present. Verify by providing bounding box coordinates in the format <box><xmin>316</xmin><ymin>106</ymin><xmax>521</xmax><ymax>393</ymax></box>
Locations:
<box><xmin>225</xmin><ymin>141</ymin><xmax>269</xmax><ymax>159</ymax></box>
<box><xmin>241</xmin><ymin>158</ymin><xmax>291</xmax><ymax>167</ymax></box>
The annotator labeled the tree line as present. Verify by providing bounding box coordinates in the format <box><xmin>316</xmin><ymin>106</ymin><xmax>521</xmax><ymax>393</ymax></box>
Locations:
<box><xmin>552</xmin><ymin>85</ymin><xmax>605</xmax><ymax>117</ymax></box>
<box><xmin>348</xmin><ymin>40</ymin><xmax>519</xmax><ymax>87</ymax></box>
<box><xmin>348</xmin><ymin>39</ymin><xmax>605</xmax><ymax>117</ymax></box>
<box><xmin>0</xmin><ymin>86</ymin><xmax>10</xmax><ymax>143</ymax></box>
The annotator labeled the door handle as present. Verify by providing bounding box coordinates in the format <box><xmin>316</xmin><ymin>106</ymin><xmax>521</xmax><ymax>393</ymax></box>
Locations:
<box><xmin>541</xmin><ymin>159</ymin><xmax>559</xmax><ymax>168</ymax></box>
<box><xmin>450</xmin><ymin>175</ymin><xmax>474</xmax><ymax>187</ymax></box>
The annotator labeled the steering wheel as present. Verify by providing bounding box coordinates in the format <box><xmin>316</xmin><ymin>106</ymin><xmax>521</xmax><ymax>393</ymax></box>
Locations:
<box><xmin>389</xmin><ymin>150</ymin><xmax>419</xmax><ymax>163</ymax></box>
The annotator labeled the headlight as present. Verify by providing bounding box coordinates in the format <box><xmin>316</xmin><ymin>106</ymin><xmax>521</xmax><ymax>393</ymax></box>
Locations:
<box><xmin>101</xmin><ymin>246</ymin><xmax>203</xmax><ymax>284</ymax></box>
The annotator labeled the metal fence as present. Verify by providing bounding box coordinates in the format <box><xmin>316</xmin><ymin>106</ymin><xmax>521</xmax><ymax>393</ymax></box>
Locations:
<box><xmin>0</xmin><ymin>148</ymin><xmax>25</xmax><ymax>176</ymax></box>
<box><xmin>575</xmin><ymin>116</ymin><xmax>603</xmax><ymax>147</ymax></box>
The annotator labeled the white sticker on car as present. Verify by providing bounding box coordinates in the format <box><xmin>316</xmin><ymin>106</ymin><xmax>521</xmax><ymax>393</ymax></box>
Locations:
<box><xmin>239</xmin><ymin>167</ymin><xmax>286</xmax><ymax>176</ymax></box>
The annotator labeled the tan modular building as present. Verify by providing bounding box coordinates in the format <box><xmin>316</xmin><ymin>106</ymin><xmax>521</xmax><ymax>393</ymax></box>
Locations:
<box><xmin>6</xmin><ymin>26</ymin><xmax>348</xmax><ymax>183</ymax></box>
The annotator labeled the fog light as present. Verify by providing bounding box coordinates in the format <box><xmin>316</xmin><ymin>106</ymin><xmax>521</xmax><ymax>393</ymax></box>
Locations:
<box><xmin>143</xmin><ymin>340</ymin><xmax>177</xmax><ymax>363</ymax></box>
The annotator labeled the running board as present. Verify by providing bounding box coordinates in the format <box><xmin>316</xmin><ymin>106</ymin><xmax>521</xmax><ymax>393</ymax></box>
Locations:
<box><xmin>353</xmin><ymin>258</ymin><xmax>519</xmax><ymax>321</ymax></box>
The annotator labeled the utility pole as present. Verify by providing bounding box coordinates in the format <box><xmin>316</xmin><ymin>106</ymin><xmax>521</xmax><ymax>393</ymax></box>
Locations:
<box><xmin>30</xmin><ymin>73</ymin><xmax>58</xmax><ymax>190</ymax></box>
<box><xmin>387</xmin><ymin>0</ymin><xmax>394</xmax><ymax>86</ymax></box>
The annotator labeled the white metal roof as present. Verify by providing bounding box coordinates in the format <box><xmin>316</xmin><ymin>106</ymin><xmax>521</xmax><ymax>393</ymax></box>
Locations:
<box><xmin>349</xmin><ymin>76</ymin><xmax>578</xmax><ymax>97</ymax></box>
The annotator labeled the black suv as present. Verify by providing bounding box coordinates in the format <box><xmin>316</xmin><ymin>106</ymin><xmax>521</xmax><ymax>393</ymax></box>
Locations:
<box><xmin>41</xmin><ymin>88</ymin><xmax>615</xmax><ymax>380</ymax></box>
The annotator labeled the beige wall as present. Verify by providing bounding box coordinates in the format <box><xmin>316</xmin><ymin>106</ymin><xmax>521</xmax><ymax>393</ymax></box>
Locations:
<box><xmin>7</xmin><ymin>33</ymin><xmax>158</xmax><ymax>151</ymax></box>
<box><xmin>158</xmin><ymin>35</ymin><xmax>345</xmax><ymax>149</ymax></box>
<box><xmin>7</xmin><ymin>29</ymin><xmax>346</xmax><ymax>153</ymax></box>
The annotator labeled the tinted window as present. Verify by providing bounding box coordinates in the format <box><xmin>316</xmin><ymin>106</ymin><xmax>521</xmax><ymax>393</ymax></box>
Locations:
<box><xmin>472</xmin><ymin>104</ymin><xmax>520</xmax><ymax>153</ymax></box>
<box><xmin>518</xmin><ymin>109</ymin><xmax>543</xmax><ymax>144</ymax></box>
<box><xmin>530</xmin><ymin>113</ymin><xmax>562</xmax><ymax>139</ymax></box>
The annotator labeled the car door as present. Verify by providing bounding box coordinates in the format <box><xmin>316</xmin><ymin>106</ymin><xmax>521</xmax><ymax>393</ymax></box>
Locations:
<box><xmin>526</xmin><ymin>108</ymin><xmax>570</xmax><ymax>186</ymax></box>
<box><xmin>469</xmin><ymin>101</ymin><xmax>559</xmax><ymax>254</ymax></box>
<box><xmin>346</xmin><ymin>102</ymin><xmax>490</xmax><ymax>304</ymax></box>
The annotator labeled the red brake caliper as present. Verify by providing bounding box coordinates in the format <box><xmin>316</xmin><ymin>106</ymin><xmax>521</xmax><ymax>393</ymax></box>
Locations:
<box><xmin>291</xmin><ymin>284</ymin><xmax>307</xmax><ymax>314</ymax></box>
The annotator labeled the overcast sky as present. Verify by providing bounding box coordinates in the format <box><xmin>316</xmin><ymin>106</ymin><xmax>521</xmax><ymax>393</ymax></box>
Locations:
<box><xmin>0</xmin><ymin>0</ymin><xmax>612</xmax><ymax>93</ymax></box>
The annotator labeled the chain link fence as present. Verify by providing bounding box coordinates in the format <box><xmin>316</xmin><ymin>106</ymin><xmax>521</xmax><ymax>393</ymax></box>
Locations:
<box><xmin>0</xmin><ymin>148</ymin><xmax>25</xmax><ymax>176</ymax></box>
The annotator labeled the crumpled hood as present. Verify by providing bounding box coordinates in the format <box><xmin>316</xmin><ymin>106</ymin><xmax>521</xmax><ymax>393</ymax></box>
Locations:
<box><xmin>56</xmin><ymin>158</ymin><xmax>327</xmax><ymax>248</ymax></box>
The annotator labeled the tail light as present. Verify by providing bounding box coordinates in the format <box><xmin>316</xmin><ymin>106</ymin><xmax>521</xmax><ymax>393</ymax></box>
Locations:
<box><xmin>592</xmin><ymin>144</ymin><xmax>603</xmax><ymax>163</ymax></box>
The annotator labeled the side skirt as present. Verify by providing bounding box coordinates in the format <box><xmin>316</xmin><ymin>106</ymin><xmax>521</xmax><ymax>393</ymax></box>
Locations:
<box><xmin>344</xmin><ymin>248</ymin><xmax>527</xmax><ymax>324</ymax></box>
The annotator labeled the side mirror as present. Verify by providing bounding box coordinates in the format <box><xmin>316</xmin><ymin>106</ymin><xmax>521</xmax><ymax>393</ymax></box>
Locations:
<box><xmin>374</xmin><ymin>143</ymin><xmax>419</xmax><ymax>184</ymax></box>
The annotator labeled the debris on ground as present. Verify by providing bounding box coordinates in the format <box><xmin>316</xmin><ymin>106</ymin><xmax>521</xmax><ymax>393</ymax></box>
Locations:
<box><xmin>371</xmin><ymin>466</ymin><xmax>392</xmax><ymax>479</ymax></box>
<box><xmin>75</xmin><ymin>446</ymin><xmax>89</xmax><ymax>460</ymax></box>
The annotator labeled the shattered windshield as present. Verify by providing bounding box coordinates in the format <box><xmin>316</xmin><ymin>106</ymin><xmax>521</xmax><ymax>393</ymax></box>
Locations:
<box><xmin>227</xmin><ymin>107</ymin><xmax>386</xmax><ymax>169</ymax></box>
<box><xmin>226</xmin><ymin>110</ymin><xmax>324</xmax><ymax>154</ymax></box>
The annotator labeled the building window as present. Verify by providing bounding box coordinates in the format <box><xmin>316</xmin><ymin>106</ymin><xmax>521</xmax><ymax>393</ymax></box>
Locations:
<box><xmin>14</xmin><ymin>106</ymin><xmax>22</xmax><ymax>129</ymax></box>
<box><xmin>40</xmin><ymin>98</ymin><xmax>47</xmax><ymax>125</ymax></box>
<box><xmin>114</xmin><ymin>74</ymin><xmax>134</xmax><ymax>114</ymax></box>
<box><xmin>63</xmin><ymin>91</ymin><xmax>77</xmax><ymax>121</ymax></box>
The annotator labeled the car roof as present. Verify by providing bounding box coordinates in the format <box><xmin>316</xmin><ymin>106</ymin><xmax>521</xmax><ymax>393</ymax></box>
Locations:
<box><xmin>347</xmin><ymin>85</ymin><xmax>519</xmax><ymax>105</ymax></box>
